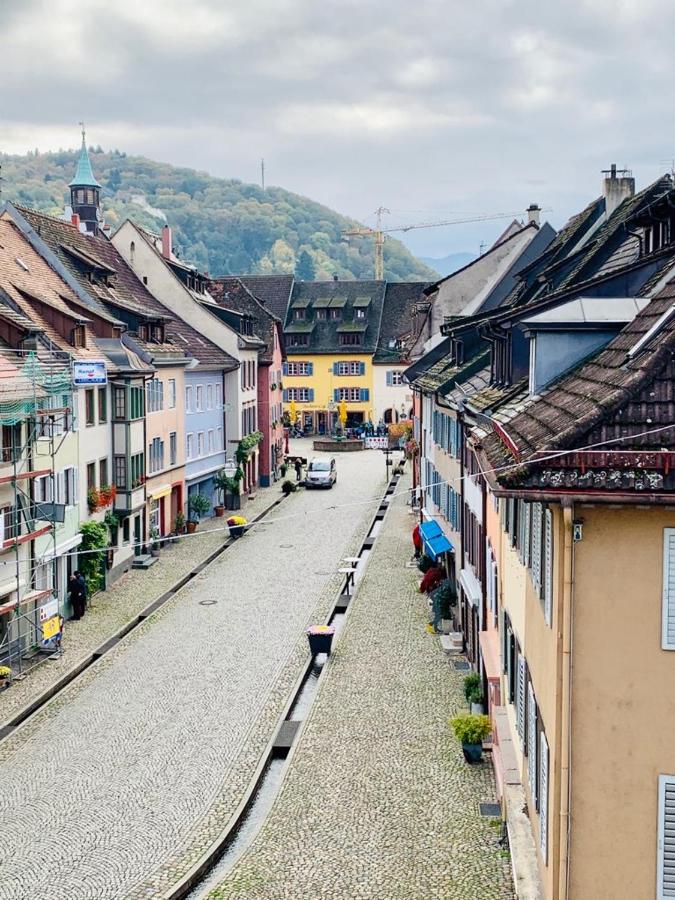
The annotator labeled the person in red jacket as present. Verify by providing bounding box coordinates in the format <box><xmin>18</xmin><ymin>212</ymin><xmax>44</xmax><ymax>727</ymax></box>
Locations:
<box><xmin>420</xmin><ymin>565</ymin><xmax>444</xmax><ymax>595</ymax></box>
<box><xmin>412</xmin><ymin>523</ymin><xmax>422</xmax><ymax>559</ymax></box>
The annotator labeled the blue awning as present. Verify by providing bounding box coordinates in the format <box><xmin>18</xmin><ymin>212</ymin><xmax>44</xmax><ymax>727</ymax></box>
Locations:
<box><xmin>419</xmin><ymin>520</ymin><xmax>453</xmax><ymax>561</ymax></box>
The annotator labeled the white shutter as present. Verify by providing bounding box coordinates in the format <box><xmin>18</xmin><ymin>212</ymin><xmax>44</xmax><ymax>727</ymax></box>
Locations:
<box><xmin>544</xmin><ymin>508</ymin><xmax>553</xmax><ymax>626</ymax></box>
<box><xmin>527</xmin><ymin>682</ymin><xmax>538</xmax><ymax>807</ymax></box>
<box><xmin>540</xmin><ymin>730</ymin><xmax>549</xmax><ymax>864</ymax></box>
<box><xmin>56</xmin><ymin>472</ymin><xmax>65</xmax><ymax>505</ymax></box>
<box><xmin>524</xmin><ymin>502</ymin><xmax>531</xmax><ymax>569</ymax></box>
<box><xmin>516</xmin><ymin>655</ymin><xmax>526</xmax><ymax>747</ymax></box>
<box><xmin>662</xmin><ymin>530</ymin><xmax>675</xmax><ymax>650</ymax></box>
<box><xmin>531</xmin><ymin>502</ymin><xmax>542</xmax><ymax>593</ymax></box>
<box><xmin>73</xmin><ymin>467</ymin><xmax>79</xmax><ymax>504</ymax></box>
<box><xmin>658</xmin><ymin>775</ymin><xmax>675</xmax><ymax>898</ymax></box>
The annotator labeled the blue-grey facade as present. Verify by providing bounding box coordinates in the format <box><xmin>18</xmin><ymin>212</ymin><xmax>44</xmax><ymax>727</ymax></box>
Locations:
<box><xmin>184</xmin><ymin>369</ymin><xmax>227</xmax><ymax>513</ymax></box>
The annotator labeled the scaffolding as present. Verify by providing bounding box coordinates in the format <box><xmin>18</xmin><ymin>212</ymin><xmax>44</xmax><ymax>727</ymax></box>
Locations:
<box><xmin>0</xmin><ymin>348</ymin><xmax>73</xmax><ymax>675</ymax></box>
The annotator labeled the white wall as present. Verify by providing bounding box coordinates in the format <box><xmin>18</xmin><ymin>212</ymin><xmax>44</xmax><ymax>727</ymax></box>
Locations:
<box><xmin>372</xmin><ymin>364</ymin><xmax>413</xmax><ymax>423</ymax></box>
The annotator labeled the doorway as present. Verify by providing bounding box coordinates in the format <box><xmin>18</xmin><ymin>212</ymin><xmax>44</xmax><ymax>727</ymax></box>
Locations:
<box><xmin>133</xmin><ymin>514</ymin><xmax>142</xmax><ymax>556</ymax></box>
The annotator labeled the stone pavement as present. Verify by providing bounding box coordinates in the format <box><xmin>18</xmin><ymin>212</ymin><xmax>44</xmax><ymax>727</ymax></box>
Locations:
<box><xmin>0</xmin><ymin>443</ymin><xmax>387</xmax><ymax>900</ymax></box>
<box><xmin>0</xmin><ymin>483</ymin><xmax>280</xmax><ymax>725</ymax></box>
<box><xmin>209</xmin><ymin>473</ymin><xmax>515</xmax><ymax>900</ymax></box>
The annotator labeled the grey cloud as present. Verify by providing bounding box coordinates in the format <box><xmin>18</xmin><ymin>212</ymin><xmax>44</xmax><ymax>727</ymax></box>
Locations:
<box><xmin>3</xmin><ymin>0</ymin><xmax>675</xmax><ymax>255</ymax></box>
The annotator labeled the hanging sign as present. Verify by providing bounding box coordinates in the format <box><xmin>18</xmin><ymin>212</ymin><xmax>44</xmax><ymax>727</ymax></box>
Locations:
<box><xmin>73</xmin><ymin>360</ymin><xmax>107</xmax><ymax>386</ymax></box>
<box><xmin>42</xmin><ymin>615</ymin><xmax>61</xmax><ymax>639</ymax></box>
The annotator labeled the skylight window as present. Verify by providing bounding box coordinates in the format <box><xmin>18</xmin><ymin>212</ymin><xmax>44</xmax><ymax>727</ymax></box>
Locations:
<box><xmin>627</xmin><ymin>303</ymin><xmax>675</xmax><ymax>358</ymax></box>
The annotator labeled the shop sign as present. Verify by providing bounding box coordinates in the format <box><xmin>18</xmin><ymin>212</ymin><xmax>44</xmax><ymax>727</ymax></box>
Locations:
<box><xmin>73</xmin><ymin>360</ymin><xmax>107</xmax><ymax>386</ymax></box>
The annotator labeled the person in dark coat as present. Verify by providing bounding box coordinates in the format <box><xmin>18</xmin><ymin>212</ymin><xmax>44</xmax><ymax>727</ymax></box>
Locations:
<box><xmin>75</xmin><ymin>570</ymin><xmax>88</xmax><ymax>610</ymax></box>
<box><xmin>68</xmin><ymin>573</ymin><xmax>85</xmax><ymax>620</ymax></box>
<box><xmin>294</xmin><ymin>458</ymin><xmax>303</xmax><ymax>482</ymax></box>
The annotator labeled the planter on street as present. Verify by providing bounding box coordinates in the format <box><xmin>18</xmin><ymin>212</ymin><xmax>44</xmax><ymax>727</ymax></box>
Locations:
<box><xmin>307</xmin><ymin>624</ymin><xmax>335</xmax><ymax>656</ymax></box>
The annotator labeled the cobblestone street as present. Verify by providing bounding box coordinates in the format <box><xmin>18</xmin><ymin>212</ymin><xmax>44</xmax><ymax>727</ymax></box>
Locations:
<box><xmin>0</xmin><ymin>442</ymin><xmax>386</xmax><ymax>900</ymax></box>
<box><xmin>209</xmin><ymin>473</ymin><xmax>514</xmax><ymax>900</ymax></box>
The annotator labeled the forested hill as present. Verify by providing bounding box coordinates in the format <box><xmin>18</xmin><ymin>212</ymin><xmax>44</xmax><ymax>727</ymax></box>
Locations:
<box><xmin>1</xmin><ymin>148</ymin><xmax>438</xmax><ymax>282</ymax></box>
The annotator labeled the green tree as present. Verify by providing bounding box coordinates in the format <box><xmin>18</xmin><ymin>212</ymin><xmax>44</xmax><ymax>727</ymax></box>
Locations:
<box><xmin>78</xmin><ymin>521</ymin><xmax>109</xmax><ymax>596</ymax></box>
<box><xmin>295</xmin><ymin>249</ymin><xmax>316</xmax><ymax>281</ymax></box>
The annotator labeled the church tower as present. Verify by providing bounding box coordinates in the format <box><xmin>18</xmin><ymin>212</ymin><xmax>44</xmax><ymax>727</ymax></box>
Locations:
<box><xmin>69</xmin><ymin>124</ymin><xmax>101</xmax><ymax>234</ymax></box>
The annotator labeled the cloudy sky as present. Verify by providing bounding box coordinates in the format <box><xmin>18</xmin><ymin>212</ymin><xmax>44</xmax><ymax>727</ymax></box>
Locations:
<box><xmin>2</xmin><ymin>0</ymin><xmax>675</xmax><ymax>258</ymax></box>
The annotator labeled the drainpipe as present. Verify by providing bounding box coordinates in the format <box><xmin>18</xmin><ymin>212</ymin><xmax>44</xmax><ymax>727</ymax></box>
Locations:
<box><xmin>559</xmin><ymin>502</ymin><xmax>574</xmax><ymax>900</ymax></box>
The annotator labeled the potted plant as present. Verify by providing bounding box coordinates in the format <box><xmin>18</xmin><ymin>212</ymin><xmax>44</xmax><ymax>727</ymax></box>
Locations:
<box><xmin>227</xmin><ymin>515</ymin><xmax>247</xmax><ymax>539</ymax></box>
<box><xmin>174</xmin><ymin>511</ymin><xmax>186</xmax><ymax>535</ymax></box>
<box><xmin>149</xmin><ymin>527</ymin><xmax>161</xmax><ymax>557</ymax></box>
<box><xmin>450</xmin><ymin>713</ymin><xmax>492</xmax><ymax>763</ymax></box>
<box><xmin>187</xmin><ymin>492</ymin><xmax>210</xmax><ymax>531</ymax></box>
<box><xmin>463</xmin><ymin>673</ymin><xmax>484</xmax><ymax>713</ymax></box>
<box><xmin>213</xmin><ymin>469</ymin><xmax>229</xmax><ymax>517</ymax></box>
<box><xmin>307</xmin><ymin>623</ymin><xmax>335</xmax><ymax>656</ymax></box>
<box><xmin>0</xmin><ymin>664</ymin><xmax>11</xmax><ymax>689</ymax></box>
<box><xmin>281</xmin><ymin>479</ymin><xmax>296</xmax><ymax>495</ymax></box>
<box><xmin>225</xmin><ymin>473</ymin><xmax>242</xmax><ymax>510</ymax></box>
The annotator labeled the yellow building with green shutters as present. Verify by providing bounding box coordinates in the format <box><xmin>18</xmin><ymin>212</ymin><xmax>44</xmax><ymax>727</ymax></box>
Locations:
<box><xmin>281</xmin><ymin>280</ymin><xmax>384</xmax><ymax>433</ymax></box>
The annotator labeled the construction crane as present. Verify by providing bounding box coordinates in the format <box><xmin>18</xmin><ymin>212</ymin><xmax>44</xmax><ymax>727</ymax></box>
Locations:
<box><xmin>342</xmin><ymin>206</ymin><xmax>551</xmax><ymax>280</ymax></box>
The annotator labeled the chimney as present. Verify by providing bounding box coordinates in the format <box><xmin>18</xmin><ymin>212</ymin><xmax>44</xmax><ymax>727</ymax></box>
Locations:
<box><xmin>161</xmin><ymin>225</ymin><xmax>172</xmax><ymax>260</ymax></box>
<box><xmin>71</xmin><ymin>213</ymin><xmax>80</xmax><ymax>229</ymax></box>
<box><xmin>602</xmin><ymin>163</ymin><xmax>635</xmax><ymax>217</ymax></box>
<box><xmin>526</xmin><ymin>204</ymin><xmax>541</xmax><ymax>227</ymax></box>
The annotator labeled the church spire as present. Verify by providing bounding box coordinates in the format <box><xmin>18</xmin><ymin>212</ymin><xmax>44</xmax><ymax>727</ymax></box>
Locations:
<box><xmin>69</xmin><ymin>123</ymin><xmax>101</xmax><ymax>189</ymax></box>
<box><xmin>69</xmin><ymin>123</ymin><xmax>101</xmax><ymax>234</ymax></box>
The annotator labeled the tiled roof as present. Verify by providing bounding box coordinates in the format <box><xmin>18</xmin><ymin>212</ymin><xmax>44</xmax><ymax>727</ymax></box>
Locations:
<box><xmin>237</xmin><ymin>275</ymin><xmax>294</xmax><ymax>323</ymax></box>
<box><xmin>374</xmin><ymin>282</ymin><xmax>428</xmax><ymax>363</ymax></box>
<box><xmin>481</xmin><ymin>281</ymin><xmax>675</xmax><ymax>470</ymax></box>
<box><xmin>206</xmin><ymin>277</ymin><xmax>281</xmax><ymax>364</ymax></box>
<box><xmin>0</xmin><ymin>216</ymin><xmax>114</xmax><ymax>364</ymax></box>
<box><xmin>15</xmin><ymin>207</ymin><xmax>237</xmax><ymax>371</ymax></box>
<box><xmin>285</xmin><ymin>280</ymin><xmax>386</xmax><ymax>355</ymax></box>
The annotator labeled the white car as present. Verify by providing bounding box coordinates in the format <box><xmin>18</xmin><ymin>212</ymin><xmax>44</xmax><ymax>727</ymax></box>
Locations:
<box><xmin>305</xmin><ymin>457</ymin><xmax>337</xmax><ymax>489</ymax></box>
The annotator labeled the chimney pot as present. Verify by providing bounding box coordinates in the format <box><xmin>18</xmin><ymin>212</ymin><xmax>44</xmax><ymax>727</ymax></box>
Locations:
<box><xmin>161</xmin><ymin>225</ymin><xmax>172</xmax><ymax>260</ymax></box>
<box><xmin>71</xmin><ymin>213</ymin><xmax>80</xmax><ymax>229</ymax></box>
<box><xmin>526</xmin><ymin>204</ymin><xmax>541</xmax><ymax>227</ymax></box>
<box><xmin>602</xmin><ymin>163</ymin><xmax>635</xmax><ymax>217</ymax></box>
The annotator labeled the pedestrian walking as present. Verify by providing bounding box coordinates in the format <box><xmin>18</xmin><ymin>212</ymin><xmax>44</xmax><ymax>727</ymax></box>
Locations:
<box><xmin>294</xmin><ymin>458</ymin><xmax>303</xmax><ymax>482</ymax></box>
<box><xmin>68</xmin><ymin>574</ymin><xmax>85</xmax><ymax>620</ymax></box>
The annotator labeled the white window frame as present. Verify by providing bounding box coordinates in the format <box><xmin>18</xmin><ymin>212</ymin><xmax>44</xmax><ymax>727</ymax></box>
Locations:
<box><xmin>197</xmin><ymin>432</ymin><xmax>205</xmax><ymax>456</ymax></box>
<box><xmin>169</xmin><ymin>431</ymin><xmax>177</xmax><ymax>467</ymax></box>
<box><xmin>196</xmin><ymin>385</ymin><xmax>204</xmax><ymax>412</ymax></box>
<box><xmin>186</xmin><ymin>433</ymin><xmax>194</xmax><ymax>460</ymax></box>
<box><xmin>215</xmin><ymin>383</ymin><xmax>222</xmax><ymax>408</ymax></box>
<box><xmin>207</xmin><ymin>384</ymin><xmax>213</xmax><ymax>410</ymax></box>
<box><xmin>185</xmin><ymin>385</ymin><xmax>193</xmax><ymax>413</ymax></box>
<box><xmin>168</xmin><ymin>379</ymin><xmax>176</xmax><ymax>409</ymax></box>
<box><xmin>208</xmin><ymin>429</ymin><xmax>215</xmax><ymax>453</ymax></box>
<box><xmin>540</xmin><ymin>730</ymin><xmax>549</xmax><ymax>863</ymax></box>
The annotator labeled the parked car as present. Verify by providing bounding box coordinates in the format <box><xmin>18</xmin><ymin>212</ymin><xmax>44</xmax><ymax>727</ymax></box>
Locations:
<box><xmin>306</xmin><ymin>457</ymin><xmax>337</xmax><ymax>489</ymax></box>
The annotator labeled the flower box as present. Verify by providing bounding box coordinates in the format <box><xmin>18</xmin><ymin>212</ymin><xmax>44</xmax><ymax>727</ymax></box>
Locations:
<box><xmin>307</xmin><ymin>623</ymin><xmax>335</xmax><ymax>656</ymax></box>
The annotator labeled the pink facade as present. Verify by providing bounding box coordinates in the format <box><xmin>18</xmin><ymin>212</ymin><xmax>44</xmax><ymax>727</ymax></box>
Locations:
<box><xmin>258</xmin><ymin>323</ymin><xmax>285</xmax><ymax>486</ymax></box>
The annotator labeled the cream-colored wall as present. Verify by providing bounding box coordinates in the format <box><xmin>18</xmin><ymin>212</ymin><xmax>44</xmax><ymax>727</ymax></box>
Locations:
<box><xmin>372</xmin><ymin>364</ymin><xmax>413</xmax><ymax>424</ymax></box>
<box><xmin>569</xmin><ymin>504</ymin><xmax>675</xmax><ymax>900</ymax></box>
<box><xmin>113</xmin><ymin>222</ymin><xmax>241</xmax><ymax>359</ymax></box>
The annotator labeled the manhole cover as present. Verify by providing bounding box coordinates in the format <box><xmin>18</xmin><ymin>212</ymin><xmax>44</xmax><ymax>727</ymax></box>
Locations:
<box><xmin>453</xmin><ymin>659</ymin><xmax>470</xmax><ymax>670</ymax></box>
<box><xmin>479</xmin><ymin>802</ymin><xmax>501</xmax><ymax>817</ymax></box>
<box><xmin>199</xmin><ymin>599</ymin><xmax>218</xmax><ymax>606</ymax></box>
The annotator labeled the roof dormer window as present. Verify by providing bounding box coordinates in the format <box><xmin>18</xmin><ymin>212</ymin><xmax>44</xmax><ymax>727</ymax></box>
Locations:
<box><xmin>293</xmin><ymin>308</ymin><xmax>305</xmax><ymax>320</ymax></box>
<box><xmin>355</xmin><ymin>307</ymin><xmax>367</xmax><ymax>319</ymax></box>
<box><xmin>71</xmin><ymin>325</ymin><xmax>86</xmax><ymax>349</ymax></box>
<box><xmin>151</xmin><ymin>324</ymin><xmax>165</xmax><ymax>343</ymax></box>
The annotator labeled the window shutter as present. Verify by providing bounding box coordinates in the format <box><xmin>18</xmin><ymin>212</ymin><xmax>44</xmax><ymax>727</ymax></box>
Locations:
<box><xmin>56</xmin><ymin>472</ymin><xmax>64</xmax><ymax>504</ymax></box>
<box><xmin>283</xmin><ymin>389</ymin><xmax>289</xmax><ymax>402</ymax></box>
<box><xmin>334</xmin><ymin>389</ymin><xmax>339</xmax><ymax>402</ymax></box>
<box><xmin>308</xmin><ymin>389</ymin><xmax>314</xmax><ymax>402</ymax></box>
<box><xmin>527</xmin><ymin>682</ymin><xmax>538</xmax><ymax>808</ymax></box>
<box><xmin>282</xmin><ymin>362</ymin><xmax>288</xmax><ymax>375</ymax></box>
<box><xmin>531</xmin><ymin>503</ymin><xmax>543</xmax><ymax>593</ymax></box>
<box><xmin>657</xmin><ymin>775</ymin><xmax>675</xmax><ymax>897</ymax></box>
<box><xmin>524</xmin><ymin>502</ymin><xmax>531</xmax><ymax>569</ymax></box>
<box><xmin>359</xmin><ymin>362</ymin><xmax>365</xmax><ymax>375</ymax></box>
<box><xmin>73</xmin><ymin>467</ymin><xmax>79</xmax><ymax>503</ymax></box>
<box><xmin>307</xmin><ymin>362</ymin><xmax>313</xmax><ymax>375</ymax></box>
<box><xmin>333</xmin><ymin>362</ymin><xmax>339</xmax><ymax>375</ymax></box>
<box><xmin>540</xmin><ymin>731</ymin><xmax>549</xmax><ymax>863</ymax></box>
<box><xmin>516</xmin><ymin>654</ymin><xmax>526</xmax><ymax>748</ymax></box>
<box><xmin>361</xmin><ymin>388</ymin><xmax>369</xmax><ymax>401</ymax></box>
<box><xmin>662</xmin><ymin>529</ymin><xmax>675</xmax><ymax>650</ymax></box>
<box><xmin>543</xmin><ymin>508</ymin><xmax>553</xmax><ymax>626</ymax></box>
<box><xmin>386</xmin><ymin>371</ymin><xmax>393</xmax><ymax>386</ymax></box>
